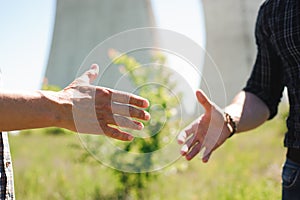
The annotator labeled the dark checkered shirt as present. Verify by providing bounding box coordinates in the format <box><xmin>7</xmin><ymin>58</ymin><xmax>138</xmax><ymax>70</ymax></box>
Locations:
<box><xmin>0</xmin><ymin>133</ymin><xmax>15</xmax><ymax>200</ymax></box>
<box><xmin>244</xmin><ymin>0</ymin><xmax>300</xmax><ymax>148</ymax></box>
<box><xmin>0</xmin><ymin>71</ymin><xmax>15</xmax><ymax>199</ymax></box>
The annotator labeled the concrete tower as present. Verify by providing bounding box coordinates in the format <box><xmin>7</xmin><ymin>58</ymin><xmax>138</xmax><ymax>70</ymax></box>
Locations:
<box><xmin>201</xmin><ymin>0</ymin><xmax>264</xmax><ymax>106</ymax></box>
<box><xmin>46</xmin><ymin>0</ymin><xmax>154</xmax><ymax>88</ymax></box>
<box><xmin>46</xmin><ymin>0</ymin><xmax>265</xmax><ymax>107</ymax></box>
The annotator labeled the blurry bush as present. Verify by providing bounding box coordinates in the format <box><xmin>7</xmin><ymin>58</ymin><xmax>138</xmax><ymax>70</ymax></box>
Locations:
<box><xmin>108</xmin><ymin>49</ymin><xmax>182</xmax><ymax>199</ymax></box>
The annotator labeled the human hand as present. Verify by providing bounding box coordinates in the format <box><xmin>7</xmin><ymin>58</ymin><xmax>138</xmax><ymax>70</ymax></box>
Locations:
<box><xmin>177</xmin><ymin>90</ymin><xmax>231</xmax><ymax>162</ymax></box>
<box><xmin>60</xmin><ymin>64</ymin><xmax>150</xmax><ymax>141</ymax></box>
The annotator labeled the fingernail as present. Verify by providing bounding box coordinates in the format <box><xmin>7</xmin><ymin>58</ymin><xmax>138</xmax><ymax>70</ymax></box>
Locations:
<box><xmin>143</xmin><ymin>100</ymin><xmax>150</xmax><ymax>107</ymax></box>
<box><xmin>180</xmin><ymin>145</ymin><xmax>188</xmax><ymax>155</ymax></box>
<box><xmin>138</xmin><ymin>123</ymin><xmax>144</xmax><ymax>130</ymax></box>
<box><xmin>144</xmin><ymin>112</ymin><xmax>151</xmax><ymax>120</ymax></box>
<box><xmin>177</xmin><ymin>140</ymin><xmax>184</xmax><ymax>145</ymax></box>
<box><xmin>128</xmin><ymin>135</ymin><xmax>134</xmax><ymax>141</ymax></box>
<box><xmin>91</xmin><ymin>64</ymin><xmax>99</xmax><ymax>72</ymax></box>
<box><xmin>177</xmin><ymin>134</ymin><xmax>185</xmax><ymax>144</ymax></box>
<box><xmin>202</xmin><ymin>156</ymin><xmax>209</xmax><ymax>163</ymax></box>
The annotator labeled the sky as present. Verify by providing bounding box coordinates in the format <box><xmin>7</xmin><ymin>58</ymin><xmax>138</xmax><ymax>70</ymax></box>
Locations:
<box><xmin>0</xmin><ymin>0</ymin><xmax>205</xmax><ymax>90</ymax></box>
<box><xmin>152</xmin><ymin>0</ymin><xmax>206</xmax><ymax>92</ymax></box>
<box><xmin>0</xmin><ymin>0</ymin><xmax>56</xmax><ymax>89</ymax></box>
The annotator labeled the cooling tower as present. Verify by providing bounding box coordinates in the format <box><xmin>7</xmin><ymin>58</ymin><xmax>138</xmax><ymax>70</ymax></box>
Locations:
<box><xmin>45</xmin><ymin>0</ymin><xmax>154</xmax><ymax>88</ymax></box>
<box><xmin>201</xmin><ymin>0</ymin><xmax>264</xmax><ymax>106</ymax></box>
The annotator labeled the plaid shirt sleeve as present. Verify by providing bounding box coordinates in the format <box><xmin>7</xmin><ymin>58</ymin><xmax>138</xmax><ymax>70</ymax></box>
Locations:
<box><xmin>243</xmin><ymin>2</ymin><xmax>285</xmax><ymax>119</ymax></box>
<box><xmin>0</xmin><ymin>132</ymin><xmax>15</xmax><ymax>200</ymax></box>
<box><xmin>0</xmin><ymin>68</ymin><xmax>15</xmax><ymax>199</ymax></box>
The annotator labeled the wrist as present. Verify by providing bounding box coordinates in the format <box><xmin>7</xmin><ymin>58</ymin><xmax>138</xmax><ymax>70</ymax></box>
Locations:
<box><xmin>39</xmin><ymin>90</ymin><xmax>74</xmax><ymax>129</ymax></box>
<box><xmin>224</xmin><ymin>112</ymin><xmax>237</xmax><ymax>138</ymax></box>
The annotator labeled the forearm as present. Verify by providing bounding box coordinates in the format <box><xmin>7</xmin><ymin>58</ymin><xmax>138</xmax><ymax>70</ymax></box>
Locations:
<box><xmin>0</xmin><ymin>90</ymin><xmax>72</xmax><ymax>131</ymax></box>
<box><xmin>225</xmin><ymin>91</ymin><xmax>270</xmax><ymax>133</ymax></box>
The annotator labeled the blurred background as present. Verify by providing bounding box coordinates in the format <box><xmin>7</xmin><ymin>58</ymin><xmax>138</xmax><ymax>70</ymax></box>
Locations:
<box><xmin>0</xmin><ymin>0</ymin><xmax>261</xmax><ymax>103</ymax></box>
<box><xmin>0</xmin><ymin>0</ymin><xmax>288</xmax><ymax>199</ymax></box>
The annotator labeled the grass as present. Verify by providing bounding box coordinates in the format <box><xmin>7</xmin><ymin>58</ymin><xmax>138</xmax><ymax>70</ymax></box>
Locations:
<box><xmin>9</xmin><ymin>108</ymin><xmax>287</xmax><ymax>200</ymax></box>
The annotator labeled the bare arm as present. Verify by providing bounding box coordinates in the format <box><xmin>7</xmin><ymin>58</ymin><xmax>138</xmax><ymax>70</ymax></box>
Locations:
<box><xmin>0</xmin><ymin>64</ymin><xmax>150</xmax><ymax>141</ymax></box>
<box><xmin>177</xmin><ymin>89</ymin><xmax>270</xmax><ymax>162</ymax></box>
<box><xmin>0</xmin><ymin>89</ymin><xmax>66</xmax><ymax>131</ymax></box>
<box><xmin>225</xmin><ymin>91</ymin><xmax>270</xmax><ymax>133</ymax></box>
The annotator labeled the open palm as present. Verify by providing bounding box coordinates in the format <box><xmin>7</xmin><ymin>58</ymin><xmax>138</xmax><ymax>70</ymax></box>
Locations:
<box><xmin>177</xmin><ymin>90</ymin><xmax>231</xmax><ymax>162</ymax></box>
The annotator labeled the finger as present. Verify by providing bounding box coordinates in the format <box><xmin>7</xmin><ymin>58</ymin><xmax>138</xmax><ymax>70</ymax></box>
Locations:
<box><xmin>180</xmin><ymin>144</ymin><xmax>189</xmax><ymax>156</ymax></box>
<box><xmin>103</xmin><ymin>125</ymin><xmax>134</xmax><ymax>141</ymax></box>
<box><xmin>202</xmin><ymin>147</ymin><xmax>212</xmax><ymax>163</ymax></box>
<box><xmin>112</xmin><ymin>103</ymin><xmax>150</xmax><ymax>121</ymax></box>
<box><xmin>186</xmin><ymin>142</ymin><xmax>203</xmax><ymax>161</ymax></box>
<box><xmin>107</xmin><ymin>115</ymin><xmax>144</xmax><ymax>130</ymax></box>
<box><xmin>177</xmin><ymin>129</ymin><xmax>190</xmax><ymax>145</ymax></box>
<box><xmin>177</xmin><ymin>123</ymin><xmax>197</xmax><ymax>144</ymax></box>
<box><xmin>111</xmin><ymin>90</ymin><xmax>150</xmax><ymax>108</ymax></box>
<box><xmin>177</xmin><ymin>132</ymin><xmax>188</xmax><ymax>145</ymax></box>
<box><xmin>77</xmin><ymin>64</ymin><xmax>99</xmax><ymax>84</ymax></box>
<box><xmin>180</xmin><ymin>134</ymin><xmax>198</xmax><ymax>156</ymax></box>
<box><xmin>181</xmin><ymin>123</ymin><xmax>207</xmax><ymax>156</ymax></box>
<box><xmin>196</xmin><ymin>89</ymin><xmax>212</xmax><ymax>112</ymax></box>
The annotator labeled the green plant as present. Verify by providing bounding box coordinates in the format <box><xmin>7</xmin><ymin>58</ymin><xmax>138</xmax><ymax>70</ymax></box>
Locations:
<box><xmin>108</xmin><ymin>49</ymin><xmax>182</xmax><ymax>199</ymax></box>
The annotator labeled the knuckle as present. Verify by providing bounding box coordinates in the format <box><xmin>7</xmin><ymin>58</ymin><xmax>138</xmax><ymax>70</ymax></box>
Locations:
<box><xmin>128</xmin><ymin>106</ymin><xmax>134</xmax><ymax>114</ymax></box>
<box><xmin>130</xmin><ymin>107</ymin><xmax>141</xmax><ymax>117</ymax></box>
<box><xmin>97</xmin><ymin>88</ymin><xmax>111</xmax><ymax>98</ymax></box>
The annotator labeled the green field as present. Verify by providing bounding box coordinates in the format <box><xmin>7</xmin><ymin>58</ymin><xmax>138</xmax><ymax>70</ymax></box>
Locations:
<box><xmin>9</xmin><ymin>111</ymin><xmax>287</xmax><ymax>200</ymax></box>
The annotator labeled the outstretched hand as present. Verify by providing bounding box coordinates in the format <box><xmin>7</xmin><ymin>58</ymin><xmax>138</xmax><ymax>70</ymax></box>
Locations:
<box><xmin>177</xmin><ymin>90</ymin><xmax>231</xmax><ymax>162</ymax></box>
<box><xmin>60</xmin><ymin>64</ymin><xmax>150</xmax><ymax>141</ymax></box>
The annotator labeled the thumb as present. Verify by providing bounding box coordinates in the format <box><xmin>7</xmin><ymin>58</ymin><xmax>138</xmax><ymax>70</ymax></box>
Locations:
<box><xmin>77</xmin><ymin>64</ymin><xmax>99</xmax><ymax>84</ymax></box>
<box><xmin>196</xmin><ymin>90</ymin><xmax>212</xmax><ymax>112</ymax></box>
